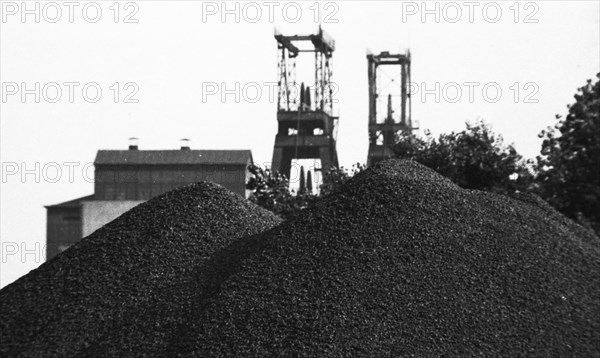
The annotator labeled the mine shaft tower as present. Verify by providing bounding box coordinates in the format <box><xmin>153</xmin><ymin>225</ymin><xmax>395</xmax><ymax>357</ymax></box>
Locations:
<box><xmin>367</xmin><ymin>51</ymin><xmax>415</xmax><ymax>166</ymax></box>
<box><xmin>271</xmin><ymin>26</ymin><xmax>339</xmax><ymax>178</ymax></box>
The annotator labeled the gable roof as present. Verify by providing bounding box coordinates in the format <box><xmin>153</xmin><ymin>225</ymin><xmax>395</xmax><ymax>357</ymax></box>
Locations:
<box><xmin>94</xmin><ymin>150</ymin><xmax>253</xmax><ymax>166</ymax></box>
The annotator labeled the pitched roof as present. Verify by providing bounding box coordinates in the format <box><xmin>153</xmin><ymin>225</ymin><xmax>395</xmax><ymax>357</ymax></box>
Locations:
<box><xmin>94</xmin><ymin>150</ymin><xmax>253</xmax><ymax>166</ymax></box>
<box><xmin>45</xmin><ymin>194</ymin><xmax>95</xmax><ymax>209</ymax></box>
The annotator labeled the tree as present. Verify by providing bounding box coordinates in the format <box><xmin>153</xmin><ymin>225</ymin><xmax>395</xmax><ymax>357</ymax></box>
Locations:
<box><xmin>320</xmin><ymin>163</ymin><xmax>367</xmax><ymax>197</ymax></box>
<box><xmin>247</xmin><ymin>163</ymin><xmax>366</xmax><ymax>220</ymax></box>
<box><xmin>394</xmin><ymin>119</ymin><xmax>534</xmax><ymax>195</ymax></box>
<box><xmin>536</xmin><ymin>73</ymin><xmax>600</xmax><ymax>234</ymax></box>
<box><xmin>299</xmin><ymin>166</ymin><xmax>306</xmax><ymax>195</ymax></box>
<box><xmin>246</xmin><ymin>165</ymin><xmax>316</xmax><ymax>220</ymax></box>
<box><xmin>246</xmin><ymin>164</ymin><xmax>294</xmax><ymax>219</ymax></box>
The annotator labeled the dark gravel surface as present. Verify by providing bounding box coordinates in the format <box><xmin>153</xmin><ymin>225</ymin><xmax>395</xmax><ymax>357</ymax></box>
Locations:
<box><xmin>169</xmin><ymin>160</ymin><xmax>599</xmax><ymax>357</ymax></box>
<box><xmin>0</xmin><ymin>182</ymin><xmax>282</xmax><ymax>357</ymax></box>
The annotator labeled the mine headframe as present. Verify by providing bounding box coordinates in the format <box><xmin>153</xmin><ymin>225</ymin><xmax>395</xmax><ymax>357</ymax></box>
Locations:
<box><xmin>367</xmin><ymin>50</ymin><xmax>416</xmax><ymax>166</ymax></box>
<box><xmin>271</xmin><ymin>26</ymin><xmax>339</xmax><ymax>179</ymax></box>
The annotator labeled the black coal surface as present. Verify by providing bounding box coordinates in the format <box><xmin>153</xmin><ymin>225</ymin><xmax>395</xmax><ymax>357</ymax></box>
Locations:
<box><xmin>165</xmin><ymin>160</ymin><xmax>599</xmax><ymax>357</ymax></box>
<box><xmin>0</xmin><ymin>182</ymin><xmax>282</xmax><ymax>357</ymax></box>
<box><xmin>2</xmin><ymin>160</ymin><xmax>599</xmax><ymax>357</ymax></box>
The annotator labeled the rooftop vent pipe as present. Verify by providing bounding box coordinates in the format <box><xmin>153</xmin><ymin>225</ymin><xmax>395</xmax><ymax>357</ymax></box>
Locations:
<box><xmin>180</xmin><ymin>138</ymin><xmax>191</xmax><ymax>151</ymax></box>
<box><xmin>128</xmin><ymin>137</ymin><xmax>139</xmax><ymax>150</ymax></box>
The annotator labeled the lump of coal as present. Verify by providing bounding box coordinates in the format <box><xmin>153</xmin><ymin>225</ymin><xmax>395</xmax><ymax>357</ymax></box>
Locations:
<box><xmin>0</xmin><ymin>182</ymin><xmax>282</xmax><ymax>357</ymax></box>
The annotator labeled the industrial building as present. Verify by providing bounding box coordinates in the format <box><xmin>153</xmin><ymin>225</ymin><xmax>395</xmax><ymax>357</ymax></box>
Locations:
<box><xmin>45</xmin><ymin>141</ymin><xmax>253</xmax><ymax>259</ymax></box>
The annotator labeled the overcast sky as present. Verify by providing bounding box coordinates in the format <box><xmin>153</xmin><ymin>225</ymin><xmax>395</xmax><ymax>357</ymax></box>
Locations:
<box><xmin>1</xmin><ymin>0</ymin><xmax>599</xmax><ymax>287</ymax></box>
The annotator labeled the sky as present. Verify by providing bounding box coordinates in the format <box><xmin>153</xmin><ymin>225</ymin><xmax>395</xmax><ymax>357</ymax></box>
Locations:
<box><xmin>1</xmin><ymin>0</ymin><xmax>599</xmax><ymax>287</ymax></box>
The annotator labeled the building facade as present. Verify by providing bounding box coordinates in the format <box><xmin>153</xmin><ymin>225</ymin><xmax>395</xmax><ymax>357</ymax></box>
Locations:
<box><xmin>45</xmin><ymin>146</ymin><xmax>253</xmax><ymax>259</ymax></box>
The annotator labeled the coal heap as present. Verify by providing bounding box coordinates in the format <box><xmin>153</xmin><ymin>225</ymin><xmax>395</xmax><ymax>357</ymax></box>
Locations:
<box><xmin>170</xmin><ymin>160</ymin><xmax>599</xmax><ymax>357</ymax></box>
<box><xmin>2</xmin><ymin>160</ymin><xmax>599</xmax><ymax>357</ymax></box>
<box><xmin>0</xmin><ymin>182</ymin><xmax>282</xmax><ymax>357</ymax></box>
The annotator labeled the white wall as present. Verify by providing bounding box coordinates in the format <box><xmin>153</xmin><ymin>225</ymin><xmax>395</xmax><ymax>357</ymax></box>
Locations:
<box><xmin>81</xmin><ymin>201</ymin><xmax>145</xmax><ymax>237</ymax></box>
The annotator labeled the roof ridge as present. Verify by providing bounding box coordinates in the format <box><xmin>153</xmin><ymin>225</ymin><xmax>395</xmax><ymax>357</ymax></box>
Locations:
<box><xmin>94</xmin><ymin>149</ymin><xmax>253</xmax><ymax>166</ymax></box>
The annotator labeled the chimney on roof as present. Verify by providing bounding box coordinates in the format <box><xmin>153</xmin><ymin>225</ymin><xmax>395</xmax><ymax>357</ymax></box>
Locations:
<box><xmin>128</xmin><ymin>137</ymin><xmax>139</xmax><ymax>150</ymax></box>
<box><xmin>180</xmin><ymin>138</ymin><xmax>191</xmax><ymax>151</ymax></box>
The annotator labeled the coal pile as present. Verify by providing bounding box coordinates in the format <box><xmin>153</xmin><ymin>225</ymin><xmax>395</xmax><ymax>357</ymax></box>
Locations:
<box><xmin>2</xmin><ymin>160</ymin><xmax>599</xmax><ymax>357</ymax></box>
<box><xmin>0</xmin><ymin>182</ymin><xmax>282</xmax><ymax>357</ymax></box>
<box><xmin>169</xmin><ymin>160</ymin><xmax>599</xmax><ymax>357</ymax></box>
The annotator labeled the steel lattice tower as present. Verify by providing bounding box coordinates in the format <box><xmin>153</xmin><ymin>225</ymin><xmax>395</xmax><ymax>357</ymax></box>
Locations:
<box><xmin>271</xmin><ymin>26</ymin><xmax>339</xmax><ymax>178</ymax></box>
<box><xmin>366</xmin><ymin>51</ymin><xmax>416</xmax><ymax>166</ymax></box>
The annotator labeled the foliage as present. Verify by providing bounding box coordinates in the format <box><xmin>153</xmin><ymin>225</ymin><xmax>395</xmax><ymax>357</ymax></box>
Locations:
<box><xmin>394</xmin><ymin>119</ymin><xmax>534</xmax><ymax>195</ymax></box>
<box><xmin>320</xmin><ymin>163</ymin><xmax>367</xmax><ymax>197</ymax></box>
<box><xmin>246</xmin><ymin>164</ymin><xmax>316</xmax><ymax>220</ymax></box>
<box><xmin>536</xmin><ymin>74</ymin><xmax>600</xmax><ymax>234</ymax></box>
<box><xmin>247</xmin><ymin>163</ymin><xmax>365</xmax><ymax>220</ymax></box>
